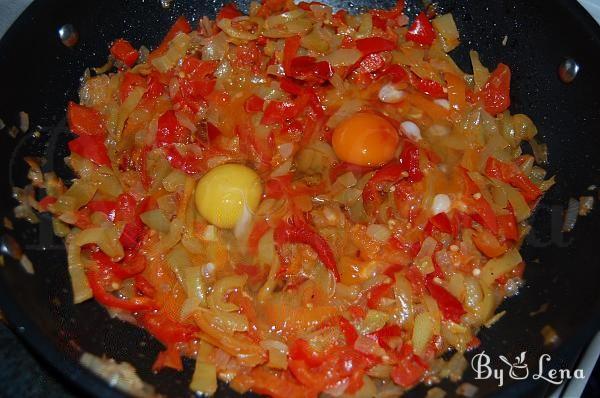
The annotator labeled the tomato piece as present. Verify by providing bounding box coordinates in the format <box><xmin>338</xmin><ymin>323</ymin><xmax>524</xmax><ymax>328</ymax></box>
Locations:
<box><xmin>216</xmin><ymin>3</ymin><xmax>242</xmax><ymax>20</ymax></box>
<box><xmin>405</xmin><ymin>266</ymin><xmax>427</xmax><ymax>297</ymax></box>
<box><xmin>472</xmin><ymin>229</ymin><xmax>508</xmax><ymax>257</ymax></box>
<box><xmin>371</xmin><ymin>324</ymin><xmax>402</xmax><ymax>349</ymax></box>
<box><xmin>68</xmin><ymin>135</ymin><xmax>110</xmax><ymax>166</ymax></box>
<box><xmin>244</xmin><ymin>94</ymin><xmax>265</xmax><ymax>113</ymax></box>
<box><xmin>274</xmin><ymin>216</ymin><xmax>340</xmax><ymax>281</ymax></box>
<box><xmin>356</xmin><ymin>52</ymin><xmax>387</xmax><ymax>74</ymax></box>
<box><xmin>289</xmin><ymin>339</ymin><xmax>326</xmax><ymax>367</ymax></box>
<box><xmin>67</xmin><ymin>102</ymin><xmax>106</xmax><ymax>136</ymax></box>
<box><xmin>480</xmin><ymin>63</ymin><xmax>511</xmax><ymax>116</ymax></box>
<box><xmin>391</xmin><ymin>357</ymin><xmax>427</xmax><ymax>388</ymax></box>
<box><xmin>134</xmin><ymin>275</ymin><xmax>156</xmax><ymax>297</ymax></box>
<box><xmin>426</xmin><ymin>279</ymin><xmax>466</xmax><ymax>323</ymax></box>
<box><xmin>405</xmin><ymin>12</ymin><xmax>436</xmax><ymax>46</ymax></box>
<box><xmin>261</xmin><ymin>101</ymin><xmax>298</xmax><ymax>125</ymax></box>
<box><xmin>86</xmin><ymin>270</ymin><xmax>157</xmax><ymax>312</ymax></box>
<box><xmin>110</xmin><ymin>38</ymin><xmax>138</xmax><ymax>67</ymax></box>
<box><xmin>163</xmin><ymin>145</ymin><xmax>204</xmax><ymax>174</ymax></box>
<box><xmin>280</xmin><ymin>77</ymin><xmax>305</xmax><ymax>96</ymax></box>
<box><xmin>87</xmin><ymin>200</ymin><xmax>117</xmax><ymax>220</ymax></box>
<box><xmin>426</xmin><ymin>212</ymin><xmax>454</xmax><ymax>235</ymax></box>
<box><xmin>355</xmin><ymin>37</ymin><xmax>396</xmax><ymax>55</ymax></box>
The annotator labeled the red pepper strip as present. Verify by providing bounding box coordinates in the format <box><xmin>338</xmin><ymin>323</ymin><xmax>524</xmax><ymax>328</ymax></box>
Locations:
<box><xmin>139</xmin><ymin>312</ymin><xmax>199</xmax><ymax>344</ymax></box>
<box><xmin>426</xmin><ymin>212</ymin><xmax>454</xmax><ymax>235</ymax></box>
<box><xmin>498</xmin><ymin>211</ymin><xmax>518</xmax><ymax>241</ymax></box>
<box><xmin>410</xmin><ymin>73</ymin><xmax>446</xmax><ymax>98</ymax></box>
<box><xmin>68</xmin><ymin>135</ymin><xmax>110</xmax><ymax>166</ymax></box>
<box><xmin>288</xmin><ymin>339</ymin><xmax>325</xmax><ymax>367</ymax></box>
<box><xmin>338</xmin><ymin>316</ymin><xmax>359</xmax><ymax>345</ymax></box>
<box><xmin>485</xmin><ymin>156</ymin><xmax>542</xmax><ymax>202</ymax></box>
<box><xmin>119</xmin><ymin>72</ymin><xmax>146</xmax><ymax>103</ymax></box>
<box><xmin>472</xmin><ymin>229</ymin><xmax>508</xmax><ymax>258</ymax></box>
<box><xmin>382</xmin><ymin>64</ymin><xmax>409</xmax><ymax>83</ymax></box>
<box><xmin>244</xmin><ymin>94</ymin><xmax>265</xmax><ymax>113</ymax></box>
<box><xmin>480</xmin><ymin>63</ymin><xmax>511</xmax><ymax>116</ymax></box>
<box><xmin>163</xmin><ymin>145</ymin><xmax>205</xmax><ymax>175</ymax></box>
<box><xmin>67</xmin><ymin>102</ymin><xmax>106</xmax><ymax>136</ymax></box>
<box><xmin>280</xmin><ymin>77</ymin><xmax>304</xmax><ymax>96</ymax></box>
<box><xmin>425</xmin><ymin>279</ymin><xmax>466</xmax><ymax>323</ymax></box>
<box><xmin>367</xmin><ymin>282</ymin><xmax>393</xmax><ymax>309</ymax></box>
<box><xmin>149</xmin><ymin>16</ymin><xmax>191</xmax><ymax>61</ymax></box>
<box><xmin>248</xmin><ymin>219</ymin><xmax>270</xmax><ymax>255</ymax></box>
<box><xmin>289</xmin><ymin>56</ymin><xmax>332</xmax><ymax>83</ymax></box>
<box><xmin>87</xmin><ymin>200</ymin><xmax>117</xmax><ymax>220</ymax></box>
<box><xmin>355</xmin><ymin>37</ymin><xmax>396</xmax><ymax>55</ymax></box>
<box><xmin>283</xmin><ymin>35</ymin><xmax>301</xmax><ymax>76</ymax></box>
<box><xmin>134</xmin><ymin>275</ymin><xmax>156</xmax><ymax>297</ymax></box>
<box><xmin>405</xmin><ymin>12</ymin><xmax>436</xmax><ymax>46</ymax></box>
<box><xmin>110</xmin><ymin>38</ymin><xmax>138</xmax><ymax>67</ymax></box>
<box><xmin>91</xmin><ymin>251</ymin><xmax>147</xmax><ymax>279</ymax></box>
<box><xmin>274</xmin><ymin>216</ymin><xmax>340</xmax><ymax>281</ymax></box>
<box><xmin>216</xmin><ymin>3</ymin><xmax>242</xmax><ymax>20</ymax></box>
<box><xmin>362</xmin><ymin>142</ymin><xmax>423</xmax><ymax>214</ymax></box>
<box><xmin>370</xmin><ymin>0</ymin><xmax>404</xmax><ymax>20</ymax></box>
<box><xmin>261</xmin><ymin>100</ymin><xmax>298</xmax><ymax>125</ymax></box>
<box><xmin>38</xmin><ymin>196</ymin><xmax>57</xmax><ymax>211</ymax></box>
<box><xmin>406</xmin><ymin>266</ymin><xmax>427</xmax><ymax>297</ymax></box>
<box><xmin>152</xmin><ymin>344</ymin><xmax>183</xmax><ymax>372</ymax></box>
<box><xmin>461</xmin><ymin>170</ymin><xmax>499</xmax><ymax>234</ymax></box>
<box><xmin>356</xmin><ymin>52</ymin><xmax>387</xmax><ymax>74</ymax></box>
<box><xmin>371</xmin><ymin>324</ymin><xmax>402</xmax><ymax>349</ymax></box>
<box><xmin>86</xmin><ymin>270</ymin><xmax>157</xmax><ymax>312</ymax></box>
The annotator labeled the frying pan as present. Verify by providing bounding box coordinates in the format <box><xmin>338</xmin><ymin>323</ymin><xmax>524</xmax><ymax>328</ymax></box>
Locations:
<box><xmin>0</xmin><ymin>0</ymin><xmax>599</xmax><ymax>397</ymax></box>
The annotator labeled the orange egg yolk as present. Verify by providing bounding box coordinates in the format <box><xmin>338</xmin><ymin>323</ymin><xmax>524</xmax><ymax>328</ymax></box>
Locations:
<box><xmin>332</xmin><ymin>112</ymin><xmax>400</xmax><ymax>167</ymax></box>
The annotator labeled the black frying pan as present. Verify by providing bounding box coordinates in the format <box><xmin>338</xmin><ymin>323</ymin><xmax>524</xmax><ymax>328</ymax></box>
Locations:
<box><xmin>1</xmin><ymin>0</ymin><xmax>600</xmax><ymax>397</ymax></box>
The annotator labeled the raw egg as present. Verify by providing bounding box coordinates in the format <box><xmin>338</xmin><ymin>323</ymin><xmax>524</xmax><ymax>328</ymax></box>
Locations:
<box><xmin>332</xmin><ymin>112</ymin><xmax>400</xmax><ymax>166</ymax></box>
<box><xmin>195</xmin><ymin>163</ymin><xmax>263</xmax><ymax>229</ymax></box>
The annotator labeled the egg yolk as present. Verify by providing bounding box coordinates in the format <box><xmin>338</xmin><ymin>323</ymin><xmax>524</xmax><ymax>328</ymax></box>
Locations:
<box><xmin>195</xmin><ymin>164</ymin><xmax>263</xmax><ymax>229</ymax></box>
<box><xmin>332</xmin><ymin>112</ymin><xmax>400</xmax><ymax>167</ymax></box>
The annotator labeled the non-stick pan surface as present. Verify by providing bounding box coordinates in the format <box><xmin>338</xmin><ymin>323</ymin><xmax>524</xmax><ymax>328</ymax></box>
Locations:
<box><xmin>1</xmin><ymin>0</ymin><xmax>600</xmax><ymax>397</ymax></box>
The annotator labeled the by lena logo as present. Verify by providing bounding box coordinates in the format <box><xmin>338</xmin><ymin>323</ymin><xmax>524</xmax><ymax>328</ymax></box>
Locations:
<box><xmin>471</xmin><ymin>351</ymin><xmax>585</xmax><ymax>387</ymax></box>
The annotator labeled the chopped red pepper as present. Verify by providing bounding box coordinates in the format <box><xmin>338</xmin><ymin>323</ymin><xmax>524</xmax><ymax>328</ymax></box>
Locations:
<box><xmin>497</xmin><ymin>210</ymin><xmax>518</xmax><ymax>241</ymax></box>
<box><xmin>355</xmin><ymin>37</ymin><xmax>396</xmax><ymax>55</ymax></box>
<box><xmin>110</xmin><ymin>38</ymin><xmax>138</xmax><ymax>67</ymax></box>
<box><xmin>261</xmin><ymin>101</ymin><xmax>298</xmax><ymax>125</ymax></box>
<box><xmin>38</xmin><ymin>196</ymin><xmax>57</xmax><ymax>211</ymax></box>
<box><xmin>472</xmin><ymin>229</ymin><xmax>508</xmax><ymax>258</ymax></box>
<box><xmin>139</xmin><ymin>312</ymin><xmax>199</xmax><ymax>344</ymax></box>
<box><xmin>248</xmin><ymin>219</ymin><xmax>270</xmax><ymax>255</ymax></box>
<box><xmin>461</xmin><ymin>170</ymin><xmax>499</xmax><ymax>234</ymax></box>
<box><xmin>87</xmin><ymin>200</ymin><xmax>117</xmax><ymax>220</ymax></box>
<box><xmin>149</xmin><ymin>16</ymin><xmax>192</xmax><ymax>61</ymax></box>
<box><xmin>405</xmin><ymin>12</ymin><xmax>436</xmax><ymax>46</ymax></box>
<box><xmin>86</xmin><ymin>270</ymin><xmax>157</xmax><ymax>312</ymax></box>
<box><xmin>67</xmin><ymin>102</ymin><xmax>106</xmax><ymax>136</ymax></box>
<box><xmin>391</xmin><ymin>349</ymin><xmax>427</xmax><ymax>387</ymax></box>
<box><xmin>289</xmin><ymin>339</ymin><xmax>325</xmax><ymax>367</ymax></box>
<box><xmin>274</xmin><ymin>216</ymin><xmax>340</xmax><ymax>281</ymax></box>
<box><xmin>367</xmin><ymin>282</ymin><xmax>393</xmax><ymax>308</ymax></box>
<box><xmin>426</xmin><ymin>212</ymin><xmax>454</xmax><ymax>235</ymax></box>
<box><xmin>163</xmin><ymin>145</ymin><xmax>204</xmax><ymax>175</ymax></box>
<box><xmin>92</xmin><ymin>250</ymin><xmax>147</xmax><ymax>280</ymax></box>
<box><xmin>68</xmin><ymin>135</ymin><xmax>111</xmax><ymax>166</ymax></box>
<box><xmin>338</xmin><ymin>317</ymin><xmax>359</xmax><ymax>345</ymax></box>
<box><xmin>155</xmin><ymin>110</ymin><xmax>190</xmax><ymax>147</ymax></box>
<box><xmin>283</xmin><ymin>36</ymin><xmax>301</xmax><ymax>76</ymax></box>
<box><xmin>119</xmin><ymin>72</ymin><xmax>146</xmax><ymax>103</ymax></box>
<box><xmin>244</xmin><ymin>94</ymin><xmax>265</xmax><ymax>113</ymax></box>
<box><xmin>289</xmin><ymin>56</ymin><xmax>332</xmax><ymax>83</ymax></box>
<box><xmin>216</xmin><ymin>3</ymin><xmax>242</xmax><ymax>21</ymax></box>
<box><xmin>134</xmin><ymin>275</ymin><xmax>156</xmax><ymax>297</ymax></box>
<box><xmin>485</xmin><ymin>157</ymin><xmax>542</xmax><ymax>202</ymax></box>
<box><xmin>356</xmin><ymin>52</ymin><xmax>387</xmax><ymax>74</ymax></box>
<box><xmin>363</xmin><ymin>142</ymin><xmax>423</xmax><ymax>214</ymax></box>
<box><xmin>426</xmin><ymin>279</ymin><xmax>466</xmax><ymax>323</ymax></box>
<box><xmin>382</xmin><ymin>64</ymin><xmax>409</xmax><ymax>83</ymax></box>
<box><xmin>371</xmin><ymin>324</ymin><xmax>402</xmax><ymax>349</ymax></box>
<box><xmin>410</xmin><ymin>74</ymin><xmax>446</xmax><ymax>98</ymax></box>
<box><xmin>480</xmin><ymin>64</ymin><xmax>511</xmax><ymax>116</ymax></box>
<box><xmin>152</xmin><ymin>344</ymin><xmax>183</xmax><ymax>372</ymax></box>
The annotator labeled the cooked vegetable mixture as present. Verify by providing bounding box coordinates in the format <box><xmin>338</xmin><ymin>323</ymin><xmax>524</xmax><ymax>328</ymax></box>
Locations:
<box><xmin>18</xmin><ymin>0</ymin><xmax>553</xmax><ymax>396</ymax></box>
